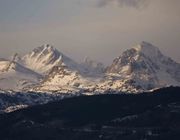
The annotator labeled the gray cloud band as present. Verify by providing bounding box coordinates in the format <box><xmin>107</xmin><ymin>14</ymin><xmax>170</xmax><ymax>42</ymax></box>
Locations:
<box><xmin>97</xmin><ymin>0</ymin><xmax>148</xmax><ymax>8</ymax></box>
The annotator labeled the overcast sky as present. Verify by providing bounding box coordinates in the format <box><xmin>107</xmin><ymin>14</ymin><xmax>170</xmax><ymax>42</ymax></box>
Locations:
<box><xmin>0</xmin><ymin>0</ymin><xmax>180</xmax><ymax>64</ymax></box>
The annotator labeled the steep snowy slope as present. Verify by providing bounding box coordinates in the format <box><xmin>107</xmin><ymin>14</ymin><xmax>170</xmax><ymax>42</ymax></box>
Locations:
<box><xmin>20</xmin><ymin>44</ymin><xmax>80</xmax><ymax>75</ymax></box>
<box><xmin>34</xmin><ymin>65</ymin><xmax>100</xmax><ymax>93</ymax></box>
<box><xmin>0</xmin><ymin>59</ymin><xmax>42</xmax><ymax>91</ymax></box>
<box><xmin>106</xmin><ymin>41</ymin><xmax>180</xmax><ymax>92</ymax></box>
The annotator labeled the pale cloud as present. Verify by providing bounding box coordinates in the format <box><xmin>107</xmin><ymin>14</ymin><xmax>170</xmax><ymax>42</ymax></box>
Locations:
<box><xmin>97</xmin><ymin>0</ymin><xmax>149</xmax><ymax>8</ymax></box>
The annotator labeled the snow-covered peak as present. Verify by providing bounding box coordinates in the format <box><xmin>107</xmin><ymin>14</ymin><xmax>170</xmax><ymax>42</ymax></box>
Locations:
<box><xmin>133</xmin><ymin>41</ymin><xmax>162</xmax><ymax>60</ymax></box>
<box><xmin>106</xmin><ymin>42</ymin><xmax>180</xmax><ymax>91</ymax></box>
<box><xmin>21</xmin><ymin>44</ymin><xmax>79</xmax><ymax>74</ymax></box>
<box><xmin>134</xmin><ymin>41</ymin><xmax>158</xmax><ymax>52</ymax></box>
<box><xmin>108</xmin><ymin>42</ymin><xmax>164</xmax><ymax>72</ymax></box>
<box><xmin>27</xmin><ymin>44</ymin><xmax>60</xmax><ymax>59</ymax></box>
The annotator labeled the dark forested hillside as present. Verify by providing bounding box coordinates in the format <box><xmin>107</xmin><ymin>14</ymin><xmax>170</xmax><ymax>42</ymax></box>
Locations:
<box><xmin>0</xmin><ymin>87</ymin><xmax>180</xmax><ymax>140</ymax></box>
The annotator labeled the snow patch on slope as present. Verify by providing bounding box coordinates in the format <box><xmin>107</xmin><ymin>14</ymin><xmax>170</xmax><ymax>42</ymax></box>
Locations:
<box><xmin>0</xmin><ymin>59</ymin><xmax>42</xmax><ymax>91</ymax></box>
<box><xmin>21</xmin><ymin>44</ymin><xmax>80</xmax><ymax>74</ymax></box>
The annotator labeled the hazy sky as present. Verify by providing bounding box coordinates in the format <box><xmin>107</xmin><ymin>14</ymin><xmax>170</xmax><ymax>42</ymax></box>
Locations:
<box><xmin>0</xmin><ymin>0</ymin><xmax>180</xmax><ymax>64</ymax></box>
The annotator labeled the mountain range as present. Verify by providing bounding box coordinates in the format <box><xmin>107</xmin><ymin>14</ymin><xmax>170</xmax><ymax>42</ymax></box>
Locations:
<box><xmin>0</xmin><ymin>42</ymin><xmax>180</xmax><ymax>93</ymax></box>
<box><xmin>1</xmin><ymin>42</ymin><xmax>180</xmax><ymax>138</ymax></box>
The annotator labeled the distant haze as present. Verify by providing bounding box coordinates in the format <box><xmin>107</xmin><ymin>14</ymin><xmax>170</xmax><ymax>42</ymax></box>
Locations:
<box><xmin>0</xmin><ymin>0</ymin><xmax>180</xmax><ymax>65</ymax></box>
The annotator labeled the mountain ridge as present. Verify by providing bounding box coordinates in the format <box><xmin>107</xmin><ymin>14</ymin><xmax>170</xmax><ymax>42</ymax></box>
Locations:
<box><xmin>0</xmin><ymin>41</ymin><xmax>179</xmax><ymax>93</ymax></box>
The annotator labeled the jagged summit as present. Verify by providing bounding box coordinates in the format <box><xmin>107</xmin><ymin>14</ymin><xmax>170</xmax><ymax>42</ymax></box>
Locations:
<box><xmin>31</xmin><ymin>44</ymin><xmax>58</xmax><ymax>57</ymax></box>
<box><xmin>106</xmin><ymin>42</ymin><xmax>180</xmax><ymax>91</ymax></box>
<box><xmin>25</xmin><ymin>44</ymin><xmax>61</xmax><ymax>63</ymax></box>
<box><xmin>20</xmin><ymin>44</ymin><xmax>79</xmax><ymax>74</ymax></box>
<box><xmin>132</xmin><ymin>41</ymin><xmax>162</xmax><ymax>60</ymax></box>
<box><xmin>107</xmin><ymin>42</ymin><xmax>165</xmax><ymax>73</ymax></box>
<box><xmin>134</xmin><ymin>41</ymin><xmax>158</xmax><ymax>51</ymax></box>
